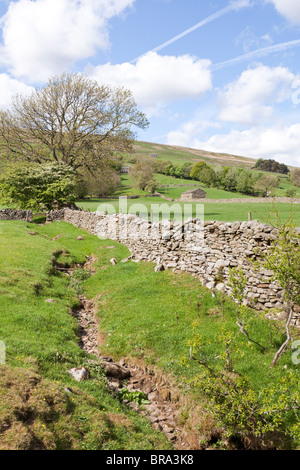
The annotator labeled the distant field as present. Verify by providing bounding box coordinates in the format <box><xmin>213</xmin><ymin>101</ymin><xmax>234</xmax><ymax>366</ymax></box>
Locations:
<box><xmin>77</xmin><ymin>198</ymin><xmax>300</xmax><ymax>226</ymax></box>
<box><xmin>114</xmin><ymin>173</ymin><xmax>249</xmax><ymax>200</ymax></box>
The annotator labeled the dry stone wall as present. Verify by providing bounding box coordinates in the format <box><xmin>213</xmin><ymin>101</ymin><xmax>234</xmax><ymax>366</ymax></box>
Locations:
<box><xmin>47</xmin><ymin>208</ymin><xmax>292</xmax><ymax>318</ymax></box>
<box><xmin>0</xmin><ymin>209</ymin><xmax>32</xmax><ymax>222</ymax></box>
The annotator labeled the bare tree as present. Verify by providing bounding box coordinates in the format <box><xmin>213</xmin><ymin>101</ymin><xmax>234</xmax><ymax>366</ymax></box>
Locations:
<box><xmin>0</xmin><ymin>73</ymin><xmax>149</xmax><ymax>172</ymax></box>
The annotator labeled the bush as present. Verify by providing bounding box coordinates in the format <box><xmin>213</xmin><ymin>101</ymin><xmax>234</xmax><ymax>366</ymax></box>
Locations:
<box><xmin>0</xmin><ymin>161</ymin><xmax>76</xmax><ymax>210</ymax></box>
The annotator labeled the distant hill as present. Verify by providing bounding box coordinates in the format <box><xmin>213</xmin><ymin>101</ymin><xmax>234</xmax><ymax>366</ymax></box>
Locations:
<box><xmin>133</xmin><ymin>141</ymin><xmax>300</xmax><ymax>172</ymax></box>
<box><xmin>133</xmin><ymin>140</ymin><xmax>257</xmax><ymax>169</ymax></box>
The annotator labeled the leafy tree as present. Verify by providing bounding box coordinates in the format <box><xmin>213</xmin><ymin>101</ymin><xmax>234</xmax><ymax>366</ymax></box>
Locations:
<box><xmin>190</xmin><ymin>162</ymin><xmax>216</xmax><ymax>186</ymax></box>
<box><xmin>222</xmin><ymin>167</ymin><xmax>239</xmax><ymax>192</ymax></box>
<box><xmin>190</xmin><ymin>161</ymin><xmax>207</xmax><ymax>180</ymax></box>
<box><xmin>156</xmin><ymin>160</ymin><xmax>173</xmax><ymax>174</ymax></box>
<box><xmin>0</xmin><ymin>161</ymin><xmax>76</xmax><ymax>210</ymax></box>
<box><xmin>180</xmin><ymin>162</ymin><xmax>193</xmax><ymax>179</ymax></box>
<box><xmin>0</xmin><ymin>73</ymin><xmax>149</xmax><ymax>173</ymax></box>
<box><xmin>184</xmin><ymin>319</ymin><xmax>300</xmax><ymax>445</ymax></box>
<box><xmin>213</xmin><ymin>165</ymin><xmax>225</xmax><ymax>187</ymax></box>
<box><xmin>254</xmin><ymin>158</ymin><xmax>289</xmax><ymax>175</ymax></box>
<box><xmin>164</xmin><ymin>163</ymin><xmax>176</xmax><ymax>176</ymax></box>
<box><xmin>254</xmin><ymin>173</ymin><xmax>279</xmax><ymax>196</ymax></box>
<box><xmin>131</xmin><ymin>157</ymin><xmax>157</xmax><ymax>192</ymax></box>
<box><xmin>290</xmin><ymin>169</ymin><xmax>300</xmax><ymax>188</ymax></box>
<box><xmin>235</xmin><ymin>170</ymin><xmax>257</xmax><ymax>195</ymax></box>
<box><xmin>174</xmin><ymin>162</ymin><xmax>193</xmax><ymax>179</ymax></box>
<box><xmin>74</xmin><ymin>166</ymin><xmax>121</xmax><ymax>199</ymax></box>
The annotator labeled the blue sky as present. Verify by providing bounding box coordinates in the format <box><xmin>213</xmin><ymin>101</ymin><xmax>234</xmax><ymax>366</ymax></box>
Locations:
<box><xmin>0</xmin><ymin>0</ymin><xmax>300</xmax><ymax>165</ymax></box>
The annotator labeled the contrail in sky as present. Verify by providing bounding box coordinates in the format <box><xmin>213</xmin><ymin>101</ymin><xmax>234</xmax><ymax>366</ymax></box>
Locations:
<box><xmin>212</xmin><ymin>38</ymin><xmax>300</xmax><ymax>70</ymax></box>
<box><xmin>131</xmin><ymin>0</ymin><xmax>252</xmax><ymax>63</ymax></box>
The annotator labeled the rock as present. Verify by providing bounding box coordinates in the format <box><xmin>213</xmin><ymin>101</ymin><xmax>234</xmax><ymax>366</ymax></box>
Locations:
<box><xmin>121</xmin><ymin>256</ymin><xmax>132</xmax><ymax>263</ymax></box>
<box><xmin>102</xmin><ymin>361</ymin><xmax>131</xmax><ymax>380</ymax></box>
<box><xmin>215</xmin><ymin>283</ymin><xmax>225</xmax><ymax>291</ymax></box>
<box><xmin>77</xmin><ymin>236</ymin><xmax>84</xmax><ymax>240</ymax></box>
<box><xmin>149</xmin><ymin>416</ymin><xmax>159</xmax><ymax>424</ymax></box>
<box><xmin>52</xmin><ymin>234</ymin><xmax>63</xmax><ymax>241</ymax></box>
<box><xmin>206</xmin><ymin>281</ymin><xmax>215</xmax><ymax>290</ymax></box>
<box><xmin>45</xmin><ymin>298</ymin><xmax>57</xmax><ymax>304</ymax></box>
<box><xmin>162</xmin><ymin>425</ymin><xmax>174</xmax><ymax>434</ymax></box>
<box><xmin>67</xmin><ymin>367</ymin><xmax>90</xmax><ymax>382</ymax></box>
<box><xmin>165</xmin><ymin>433</ymin><xmax>177</xmax><ymax>441</ymax></box>
<box><xmin>155</xmin><ymin>264</ymin><xmax>165</xmax><ymax>272</ymax></box>
<box><xmin>109</xmin><ymin>379</ymin><xmax>121</xmax><ymax>389</ymax></box>
<box><xmin>128</xmin><ymin>402</ymin><xmax>139</xmax><ymax>411</ymax></box>
<box><xmin>110</xmin><ymin>258</ymin><xmax>117</xmax><ymax>265</ymax></box>
<box><xmin>162</xmin><ymin>231</ymin><xmax>171</xmax><ymax>240</ymax></box>
<box><xmin>148</xmin><ymin>391</ymin><xmax>159</xmax><ymax>401</ymax></box>
<box><xmin>214</xmin><ymin>259</ymin><xmax>226</xmax><ymax>269</ymax></box>
<box><xmin>101</xmin><ymin>356</ymin><xmax>113</xmax><ymax>363</ymax></box>
<box><xmin>159</xmin><ymin>388</ymin><xmax>171</xmax><ymax>401</ymax></box>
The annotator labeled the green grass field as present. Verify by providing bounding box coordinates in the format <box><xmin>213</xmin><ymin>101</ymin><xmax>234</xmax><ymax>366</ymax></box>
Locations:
<box><xmin>1</xmin><ymin>220</ymin><xmax>299</xmax><ymax>449</ymax></box>
<box><xmin>77</xmin><ymin>198</ymin><xmax>300</xmax><ymax>226</ymax></box>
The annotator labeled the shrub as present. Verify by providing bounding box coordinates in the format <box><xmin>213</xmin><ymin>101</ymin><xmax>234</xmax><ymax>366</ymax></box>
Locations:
<box><xmin>0</xmin><ymin>161</ymin><xmax>76</xmax><ymax>210</ymax></box>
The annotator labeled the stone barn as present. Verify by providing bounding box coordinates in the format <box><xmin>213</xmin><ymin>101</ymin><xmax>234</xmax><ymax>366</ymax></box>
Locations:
<box><xmin>180</xmin><ymin>188</ymin><xmax>207</xmax><ymax>200</ymax></box>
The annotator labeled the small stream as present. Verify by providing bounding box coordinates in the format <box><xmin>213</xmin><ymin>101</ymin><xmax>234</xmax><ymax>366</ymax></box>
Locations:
<box><xmin>66</xmin><ymin>261</ymin><xmax>197</xmax><ymax>450</ymax></box>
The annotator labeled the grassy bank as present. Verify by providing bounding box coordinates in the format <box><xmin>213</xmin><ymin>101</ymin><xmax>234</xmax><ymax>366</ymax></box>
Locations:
<box><xmin>0</xmin><ymin>221</ymin><xmax>172</xmax><ymax>450</ymax></box>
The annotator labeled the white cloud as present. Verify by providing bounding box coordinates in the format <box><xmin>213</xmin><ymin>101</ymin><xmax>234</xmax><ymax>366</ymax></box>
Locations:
<box><xmin>166</xmin><ymin>63</ymin><xmax>300</xmax><ymax>166</ymax></box>
<box><xmin>0</xmin><ymin>73</ymin><xmax>34</xmax><ymax>109</ymax></box>
<box><xmin>166</xmin><ymin>120</ymin><xmax>221</xmax><ymax>148</ymax></box>
<box><xmin>171</xmin><ymin>124</ymin><xmax>300</xmax><ymax>166</ymax></box>
<box><xmin>267</xmin><ymin>0</ymin><xmax>300</xmax><ymax>25</ymax></box>
<box><xmin>87</xmin><ymin>52</ymin><xmax>212</xmax><ymax>113</ymax></box>
<box><xmin>217</xmin><ymin>65</ymin><xmax>296</xmax><ymax>126</ymax></box>
<box><xmin>0</xmin><ymin>0</ymin><xmax>135</xmax><ymax>82</ymax></box>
